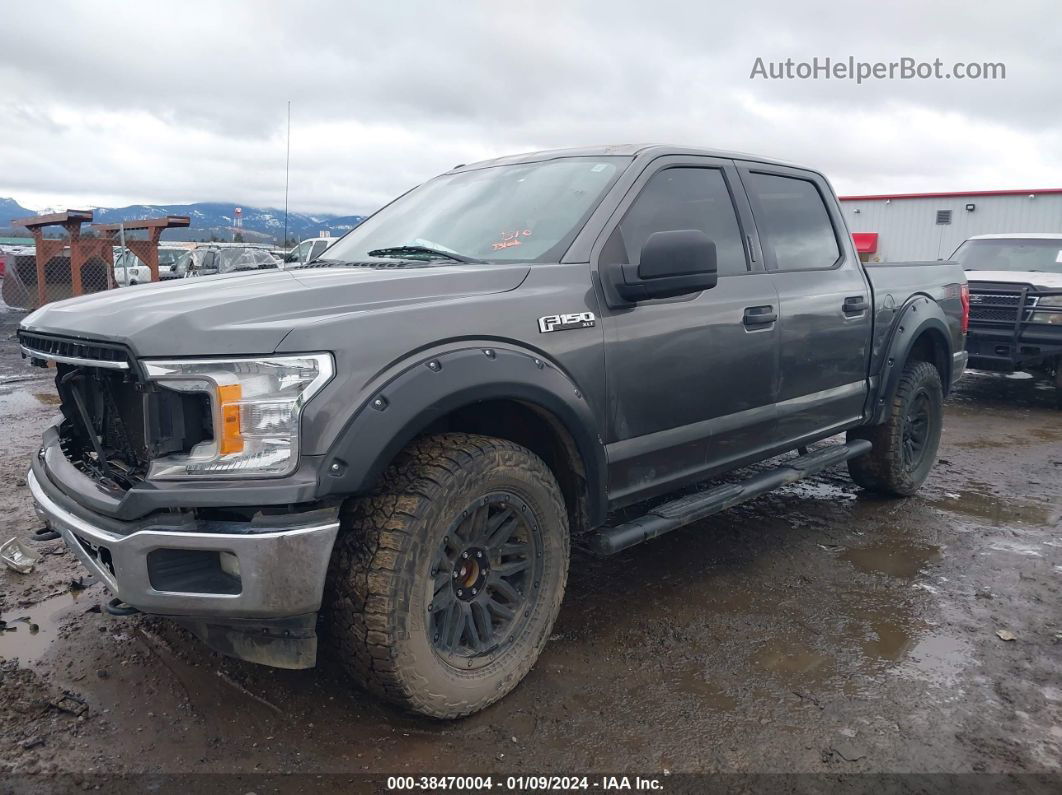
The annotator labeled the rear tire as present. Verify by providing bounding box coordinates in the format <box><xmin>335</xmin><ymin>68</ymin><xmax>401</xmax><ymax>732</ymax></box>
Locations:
<box><xmin>847</xmin><ymin>360</ymin><xmax>943</xmax><ymax>496</ymax></box>
<box><xmin>324</xmin><ymin>433</ymin><xmax>569</xmax><ymax>719</ymax></box>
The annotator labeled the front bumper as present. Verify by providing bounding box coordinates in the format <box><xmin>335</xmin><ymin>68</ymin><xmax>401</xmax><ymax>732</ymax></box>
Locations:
<box><xmin>28</xmin><ymin>467</ymin><xmax>340</xmax><ymax>668</ymax></box>
<box><xmin>966</xmin><ymin>328</ymin><xmax>1062</xmax><ymax>371</ymax></box>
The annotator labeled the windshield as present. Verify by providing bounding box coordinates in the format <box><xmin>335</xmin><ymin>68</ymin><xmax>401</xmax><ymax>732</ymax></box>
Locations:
<box><xmin>952</xmin><ymin>238</ymin><xmax>1062</xmax><ymax>274</ymax></box>
<box><xmin>318</xmin><ymin>156</ymin><xmax>630</xmax><ymax>264</ymax></box>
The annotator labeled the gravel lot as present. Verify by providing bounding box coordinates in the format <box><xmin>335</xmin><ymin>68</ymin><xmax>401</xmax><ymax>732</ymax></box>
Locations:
<box><xmin>1</xmin><ymin>306</ymin><xmax>1060</xmax><ymax>788</ymax></box>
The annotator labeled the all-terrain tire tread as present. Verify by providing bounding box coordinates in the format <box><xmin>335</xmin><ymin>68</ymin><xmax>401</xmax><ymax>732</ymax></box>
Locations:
<box><xmin>324</xmin><ymin>432</ymin><xmax>568</xmax><ymax>719</ymax></box>
<box><xmin>847</xmin><ymin>360</ymin><xmax>942</xmax><ymax>496</ymax></box>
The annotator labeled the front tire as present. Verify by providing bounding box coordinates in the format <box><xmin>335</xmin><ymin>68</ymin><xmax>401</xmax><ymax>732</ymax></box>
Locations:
<box><xmin>847</xmin><ymin>360</ymin><xmax>943</xmax><ymax>496</ymax></box>
<box><xmin>324</xmin><ymin>433</ymin><xmax>569</xmax><ymax>718</ymax></box>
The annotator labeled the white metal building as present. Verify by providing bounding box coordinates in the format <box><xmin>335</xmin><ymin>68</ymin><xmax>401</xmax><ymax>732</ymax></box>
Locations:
<box><xmin>839</xmin><ymin>189</ymin><xmax>1062</xmax><ymax>263</ymax></box>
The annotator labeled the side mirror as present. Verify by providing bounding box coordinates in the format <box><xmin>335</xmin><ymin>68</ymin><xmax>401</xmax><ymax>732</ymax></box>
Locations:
<box><xmin>610</xmin><ymin>229</ymin><xmax>718</xmax><ymax>304</ymax></box>
<box><xmin>284</xmin><ymin>253</ymin><xmax>298</xmax><ymax>263</ymax></box>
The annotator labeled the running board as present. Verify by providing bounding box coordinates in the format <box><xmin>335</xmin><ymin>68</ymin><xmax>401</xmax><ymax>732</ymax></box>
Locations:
<box><xmin>588</xmin><ymin>440</ymin><xmax>872</xmax><ymax>556</ymax></box>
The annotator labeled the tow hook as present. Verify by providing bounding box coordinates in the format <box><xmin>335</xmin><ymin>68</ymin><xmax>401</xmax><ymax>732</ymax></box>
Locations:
<box><xmin>30</xmin><ymin>527</ymin><xmax>61</xmax><ymax>543</ymax></box>
<box><xmin>105</xmin><ymin>598</ymin><xmax>140</xmax><ymax>617</ymax></box>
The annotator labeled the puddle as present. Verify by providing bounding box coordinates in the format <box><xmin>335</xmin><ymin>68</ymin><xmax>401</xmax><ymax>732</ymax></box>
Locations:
<box><xmin>862</xmin><ymin>619</ymin><xmax>917</xmax><ymax>661</ymax></box>
<box><xmin>752</xmin><ymin>644</ymin><xmax>833</xmax><ymax>677</ymax></box>
<box><xmin>898</xmin><ymin>633</ymin><xmax>972</xmax><ymax>688</ymax></box>
<box><xmin>665</xmin><ymin>666</ymin><xmax>738</xmax><ymax>710</ymax></box>
<box><xmin>0</xmin><ymin>388</ymin><xmax>58</xmax><ymax>418</ymax></box>
<box><xmin>856</xmin><ymin>613</ymin><xmax>973</xmax><ymax>688</ymax></box>
<box><xmin>840</xmin><ymin>541</ymin><xmax>941</xmax><ymax>579</ymax></box>
<box><xmin>0</xmin><ymin>588</ymin><xmax>92</xmax><ymax>665</ymax></box>
<box><xmin>926</xmin><ymin>489</ymin><xmax>1058</xmax><ymax>526</ymax></box>
<box><xmin>1027</xmin><ymin>426</ymin><xmax>1062</xmax><ymax>443</ymax></box>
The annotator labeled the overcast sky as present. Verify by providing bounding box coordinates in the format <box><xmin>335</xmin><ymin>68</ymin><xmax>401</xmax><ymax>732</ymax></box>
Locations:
<box><xmin>2</xmin><ymin>1</ymin><xmax>1059</xmax><ymax>215</ymax></box>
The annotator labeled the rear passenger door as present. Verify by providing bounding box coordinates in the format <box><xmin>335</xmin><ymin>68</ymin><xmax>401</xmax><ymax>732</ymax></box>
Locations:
<box><xmin>737</xmin><ymin>164</ymin><xmax>871</xmax><ymax>445</ymax></box>
<box><xmin>595</xmin><ymin>157</ymin><xmax>781</xmax><ymax>504</ymax></box>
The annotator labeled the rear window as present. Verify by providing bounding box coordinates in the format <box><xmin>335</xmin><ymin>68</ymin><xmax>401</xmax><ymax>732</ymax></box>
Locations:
<box><xmin>745</xmin><ymin>172</ymin><xmax>840</xmax><ymax>271</ymax></box>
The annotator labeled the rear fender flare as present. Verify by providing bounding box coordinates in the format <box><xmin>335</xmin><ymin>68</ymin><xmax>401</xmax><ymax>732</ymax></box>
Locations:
<box><xmin>316</xmin><ymin>345</ymin><xmax>608</xmax><ymax>526</ymax></box>
<box><xmin>871</xmin><ymin>294</ymin><xmax>952</xmax><ymax>424</ymax></box>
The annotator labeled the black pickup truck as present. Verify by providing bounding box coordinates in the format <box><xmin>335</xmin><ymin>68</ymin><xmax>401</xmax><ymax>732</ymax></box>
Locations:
<box><xmin>19</xmin><ymin>145</ymin><xmax>968</xmax><ymax>718</ymax></box>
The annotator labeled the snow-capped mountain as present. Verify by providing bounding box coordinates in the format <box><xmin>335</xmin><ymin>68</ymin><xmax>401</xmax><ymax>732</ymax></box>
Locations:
<box><xmin>0</xmin><ymin>199</ymin><xmax>366</xmax><ymax>243</ymax></box>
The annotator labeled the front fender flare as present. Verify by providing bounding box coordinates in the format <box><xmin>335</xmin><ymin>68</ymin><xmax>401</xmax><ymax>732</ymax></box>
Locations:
<box><xmin>315</xmin><ymin>345</ymin><xmax>607</xmax><ymax>525</ymax></box>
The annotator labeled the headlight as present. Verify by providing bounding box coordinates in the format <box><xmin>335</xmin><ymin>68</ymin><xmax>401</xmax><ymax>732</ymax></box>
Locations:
<box><xmin>142</xmin><ymin>354</ymin><xmax>333</xmax><ymax>479</ymax></box>
<box><xmin>1031</xmin><ymin>294</ymin><xmax>1062</xmax><ymax>324</ymax></box>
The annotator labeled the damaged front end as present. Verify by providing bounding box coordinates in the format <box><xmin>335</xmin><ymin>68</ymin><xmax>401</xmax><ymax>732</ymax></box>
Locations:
<box><xmin>19</xmin><ymin>331</ymin><xmax>341</xmax><ymax>670</ymax></box>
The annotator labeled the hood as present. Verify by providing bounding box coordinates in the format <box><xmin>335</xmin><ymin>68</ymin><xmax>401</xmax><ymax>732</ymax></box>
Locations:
<box><xmin>966</xmin><ymin>270</ymin><xmax>1062</xmax><ymax>290</ymax></box>
<box><xmin>21</xmin><ymin>263</ymin><xmax>531</xmax><ymax>357</ymax></box>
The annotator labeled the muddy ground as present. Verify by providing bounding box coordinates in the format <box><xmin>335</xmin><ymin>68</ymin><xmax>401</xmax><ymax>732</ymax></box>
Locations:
<box><xmin>1</xmin><ymin>305</ymin><xmax>1060</xmax><ymax>789</ymax></box>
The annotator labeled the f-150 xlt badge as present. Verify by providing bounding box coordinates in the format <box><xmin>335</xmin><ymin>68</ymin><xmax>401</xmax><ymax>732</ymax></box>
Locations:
<box><xmin>538</xmin><ymin>312</ymin><xmax>597</xmax><ymax>333</ymax></box>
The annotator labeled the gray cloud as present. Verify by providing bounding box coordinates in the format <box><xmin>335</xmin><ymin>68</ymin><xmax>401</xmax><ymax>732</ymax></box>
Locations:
<box><xmin>2</xmin><ymin>0</ymin><xmax>1059</xmax><ymax>215</ymax></box>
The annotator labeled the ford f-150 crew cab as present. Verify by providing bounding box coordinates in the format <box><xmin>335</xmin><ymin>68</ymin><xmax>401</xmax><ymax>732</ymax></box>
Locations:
<box><xmin>19</xmin><ymin>145</ymin><xmax>969</xmax><ymax>718</ymax></box>
<box><xmin>951</xmin><ymin>233</ymin><xmax>1062</xmax><ymax>394</ymax></box>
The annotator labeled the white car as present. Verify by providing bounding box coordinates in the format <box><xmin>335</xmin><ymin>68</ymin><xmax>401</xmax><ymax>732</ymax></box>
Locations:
<box><xmin>951</xmin><ymin>233</ymin><xmax>1062</xmax><ymax>392</ymax></box>
<box><xmin>113</xmin><ymin>250</ymin><xmax>152</xmax><ymax>287</ymax></box>
<box><xmin>112</xmin><ymin>247</ymin><xmax>187</xmax><ymax>285</ymax></box>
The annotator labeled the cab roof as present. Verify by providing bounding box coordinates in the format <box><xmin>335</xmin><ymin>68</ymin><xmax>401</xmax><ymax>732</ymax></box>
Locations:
<box><xmin>449</xmin><ymin>144</ymin><xmax>805</xmax><ymax>173</ymax></box>
<box><xmin>966</xmin><ymin>233</ymin><xmax>1062</xmax><ymax>241</ymax></box>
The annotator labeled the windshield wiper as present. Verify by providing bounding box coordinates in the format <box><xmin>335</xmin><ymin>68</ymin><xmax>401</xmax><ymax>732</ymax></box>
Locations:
<box><xmin>297</xmin><ymin>258</ymin><xmax>427</xmax><ymax>269</ymax></box>
<box><xmin>366</xmin><ymin>245</ymin><xmax>484</xmax><ymax>264</ymax></box>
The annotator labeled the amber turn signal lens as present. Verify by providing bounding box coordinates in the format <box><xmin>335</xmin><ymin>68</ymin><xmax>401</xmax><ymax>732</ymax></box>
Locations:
<box><xmin>217</xmin><ymin>384</ymin><xmax>244</xmax><ymax>454</ymax></box>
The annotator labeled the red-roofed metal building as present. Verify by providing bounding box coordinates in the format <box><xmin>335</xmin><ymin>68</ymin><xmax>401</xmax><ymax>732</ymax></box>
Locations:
<box><xmin>838</xmin><ymin>188</ymin><xmax>1062</xmax><ymax>262</ymax></box>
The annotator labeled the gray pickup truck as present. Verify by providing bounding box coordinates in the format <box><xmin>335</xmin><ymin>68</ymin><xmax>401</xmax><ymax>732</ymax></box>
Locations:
<box><xmin>19</xmin><ymin>145</ymin><xmax>968</xmax><ymax>718</ymax></box>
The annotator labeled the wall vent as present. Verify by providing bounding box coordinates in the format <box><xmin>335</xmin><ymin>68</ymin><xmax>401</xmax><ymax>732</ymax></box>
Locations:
<box><xmin>935</xmin><ymin>209</ymin><xmax>952</xmax><ymax>225</ymax></box>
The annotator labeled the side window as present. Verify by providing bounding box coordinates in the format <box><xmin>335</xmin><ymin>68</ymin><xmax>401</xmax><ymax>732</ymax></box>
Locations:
<box><xmin>311</xmin><ymin>240</ymin><xmax>328</xmax><ymax>259</ymax></box>
<box><xmin>744</xmin><ymin>172</ymin><xmax>840</xmax><ymax>271</ymax></box>
<box><xmin>614</xmin><ymin>167</ymin><xmax>747</xmax><ymax>277</ymax></box>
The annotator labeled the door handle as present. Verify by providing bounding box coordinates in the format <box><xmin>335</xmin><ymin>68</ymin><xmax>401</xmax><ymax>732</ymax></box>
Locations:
<box><xmin>743</xmin><ymin>305</ymin><xmax>777</xmax><ymax>327</ymax></box>
<box><xmin>843</xmin><ymin>295</ymin><xmax>869</xmax><ymax>315</ymax></box>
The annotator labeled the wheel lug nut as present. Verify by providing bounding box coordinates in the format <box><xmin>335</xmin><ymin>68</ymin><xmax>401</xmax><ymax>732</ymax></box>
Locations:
<box><xmin>462</xmin><ymin>551</ymin><xmax>469</xmax><ymax>559</ymax></box>
<box><xmin>457</xmin><ymin>589</ymin><xmax>464</xmax><ymax>597</ymax></box>
<box><xmin>452</xmin><ymin>571</ymin><xmax>458</xmax><ymax>578</ymax></box>
<box><xmin>472</xmin><ymin>588</ymin><xmax>477</xmax><ymax>595</ymax></box>
<box><xmin>476</xmin><ymin>551</ymin><xmax>483</xmax><ymax>558</ymax></box>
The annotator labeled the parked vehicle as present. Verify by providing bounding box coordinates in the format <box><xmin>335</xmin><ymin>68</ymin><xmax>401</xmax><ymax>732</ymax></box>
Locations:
<box><xmin>113</xmin><ymin>250</ymin><xmax>151</xmax><ymax>287</ymax></box>
<box><xmin>285</xmin><ymin>236</ymin><xmax>337</xmax><ymax>265</ymax></box>
<box><xmin>184</xmin><ymin>245</ymin><xmax>280</xmax><ymax>276</ymax></box>
<box><xmin>19</xmin><ymin>145</ymin><xmax>968</xmax><ymax>719</ymax></box>
<box><xmin>951</xmin><ymin>233</ymin><xmax>1062</xmax><ymax>393</ymax></box>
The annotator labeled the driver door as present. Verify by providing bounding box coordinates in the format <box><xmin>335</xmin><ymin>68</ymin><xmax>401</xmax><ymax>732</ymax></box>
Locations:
<box><xmin>594</xmin><ymin>157</ymin><xmax>781</xmax><ymax>505</ymax></box>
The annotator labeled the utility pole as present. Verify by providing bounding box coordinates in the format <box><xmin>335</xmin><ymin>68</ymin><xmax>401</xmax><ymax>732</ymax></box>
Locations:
<box><xmin>283</xmin><ymin>100</ymin><xmax>291</xmax><ymax>248</ymax></box>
